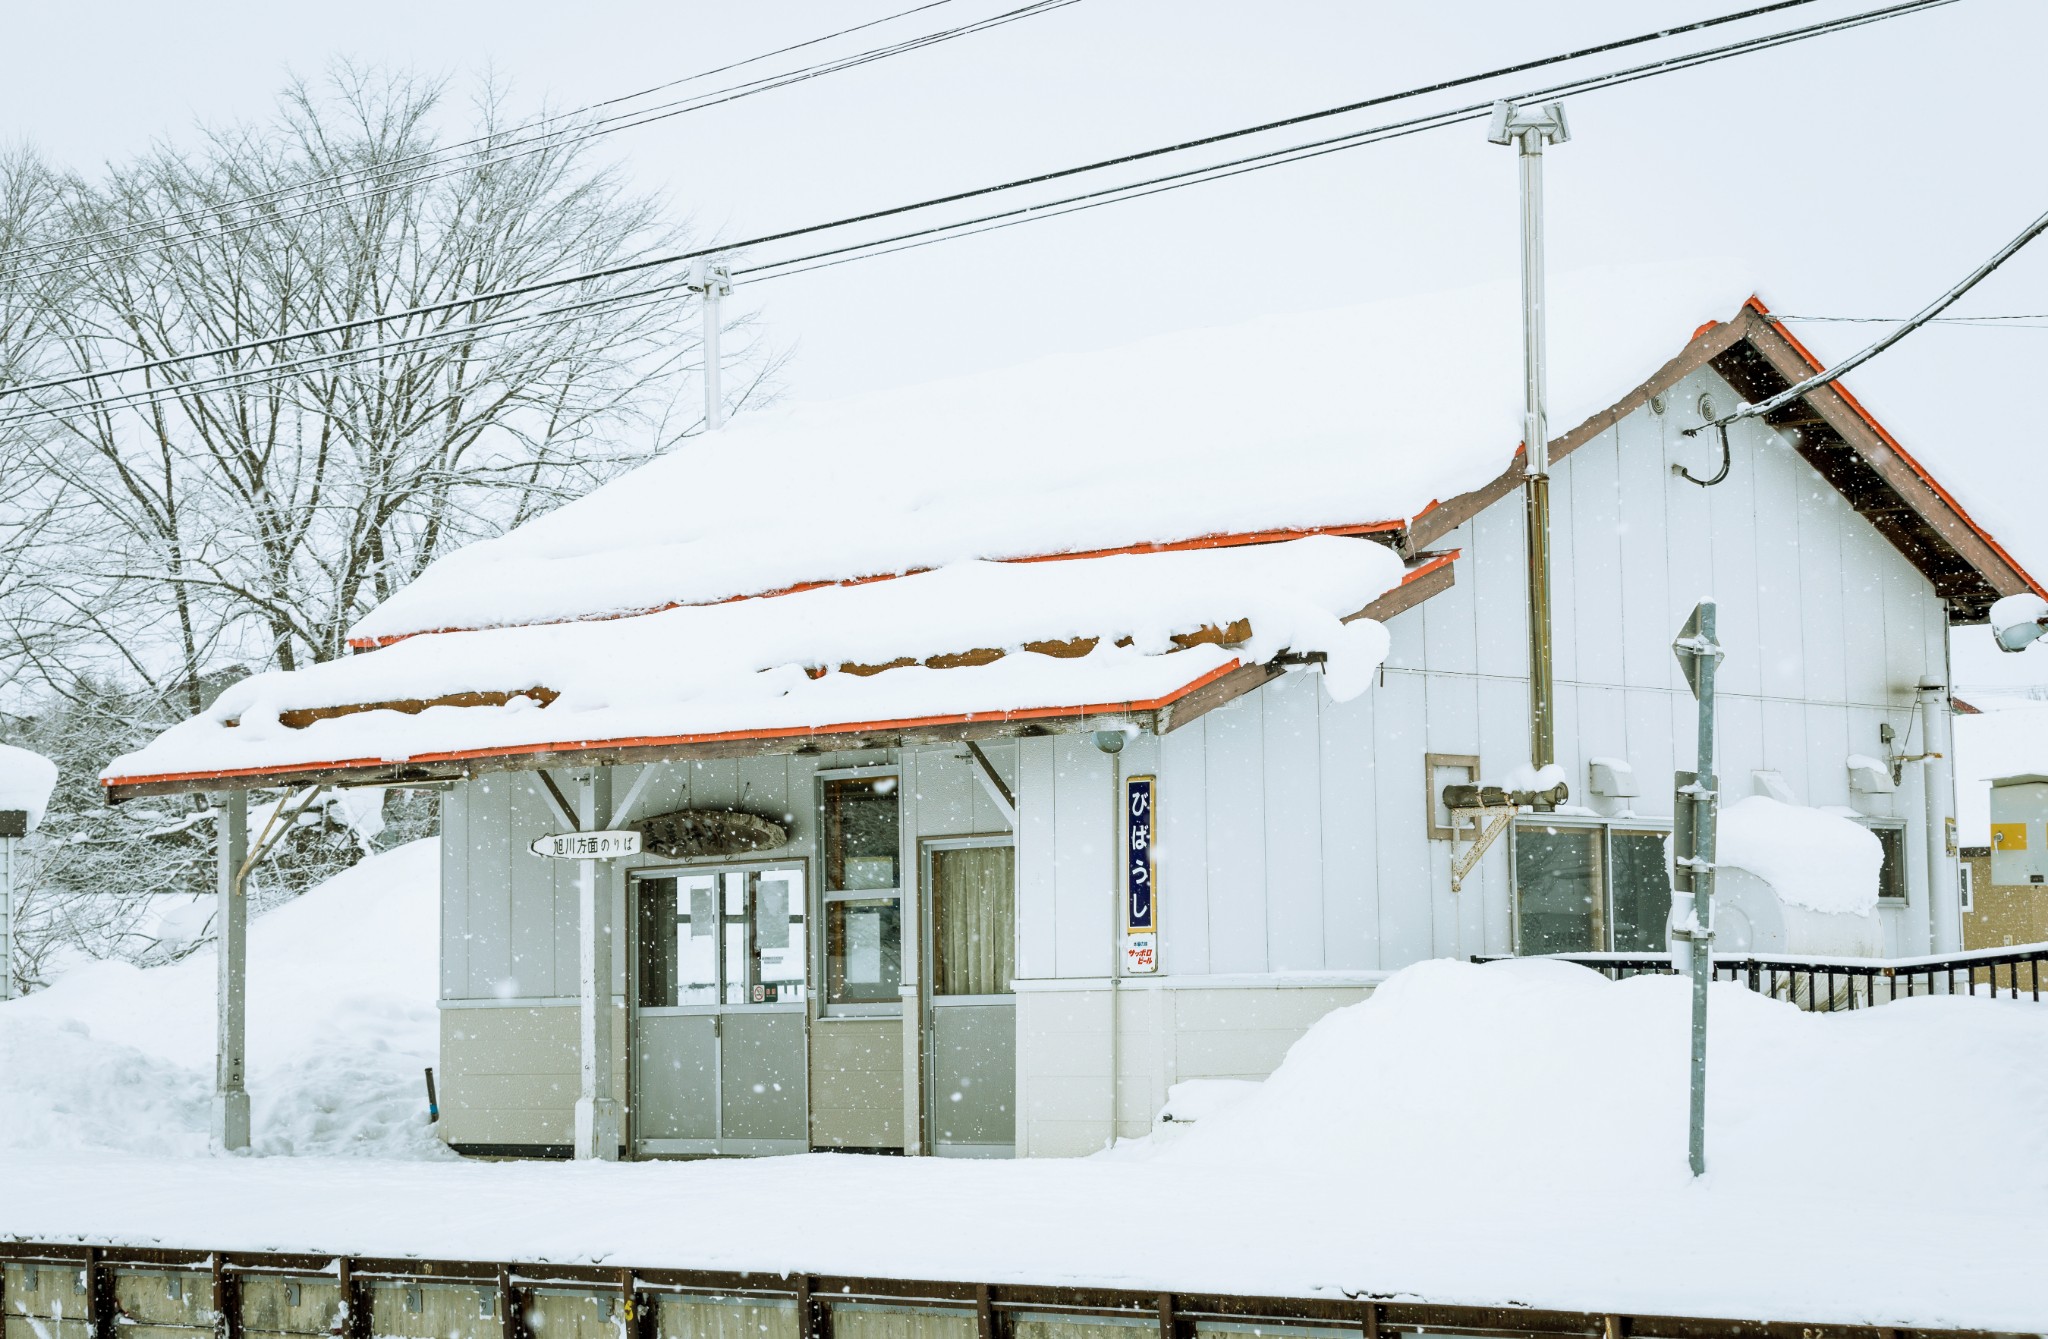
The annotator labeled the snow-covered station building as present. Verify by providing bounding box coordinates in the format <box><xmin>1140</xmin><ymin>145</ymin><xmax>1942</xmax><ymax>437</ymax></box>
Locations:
<box><xmin>103</xmin><ymin>264</ymin><xmax>2039</xmax><ymax>1161</ymax></box>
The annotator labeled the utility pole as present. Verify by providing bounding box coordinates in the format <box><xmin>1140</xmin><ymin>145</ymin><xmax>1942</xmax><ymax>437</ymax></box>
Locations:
<box><xmin>687</xmin><ymin>260</ymin><xmax>733</xmax><ymax>432</ymax></box>
<box><xmin>1671</xmin><ymin>601</ymin><xmax>1723</xmax><ymax>1177</ymax></box>
<box><xmin>1488</xmin><ymin>100</ymin><xmax>1569</xmax><ymax>772</ymax></box>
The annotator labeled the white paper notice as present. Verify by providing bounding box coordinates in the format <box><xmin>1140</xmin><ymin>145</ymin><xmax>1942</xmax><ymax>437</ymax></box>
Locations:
<box><xmin>849</xmin><ymin>909</ymin><xmax>882</xmax><ymax>983</ymax></box>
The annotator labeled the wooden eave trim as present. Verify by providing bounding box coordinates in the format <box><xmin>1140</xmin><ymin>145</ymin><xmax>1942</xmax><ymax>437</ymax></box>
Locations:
<box><xmin>1720</xmin><ymin>305</ymin><xmax>2037</xmax><ymax>610</ymax></box>
<box><xmin>1400</xmin><ymin>315</ymin><xmax>1754</xmax><ymax>554</ymax></box>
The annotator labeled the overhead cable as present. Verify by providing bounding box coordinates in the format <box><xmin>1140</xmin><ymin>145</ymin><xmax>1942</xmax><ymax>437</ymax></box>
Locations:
<box><xmin>0</xmin><ymin>0</ymin><xmax>1958</xmax><ymax>420</ymax></box>
<box><xmin>0</xmin><ymin>0</ymin><xmax>1081</xmax><ymax>289</ymax></box>
<box><xmin>0</xmin><ymin>0</ymin><xmax>980</xmax><ymax>276</ymax></box>
<box><xmin>1692</xmin><ymin>195</ymin><xmax>2048</xmax><ymax>433</ymax></box>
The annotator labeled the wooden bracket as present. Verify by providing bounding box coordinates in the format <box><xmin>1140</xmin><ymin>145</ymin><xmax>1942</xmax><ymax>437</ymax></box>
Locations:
<box><xmin>1449</xmin><ymin>805</ymin><xmax>1517</xmax><ymax>892</ymax></box>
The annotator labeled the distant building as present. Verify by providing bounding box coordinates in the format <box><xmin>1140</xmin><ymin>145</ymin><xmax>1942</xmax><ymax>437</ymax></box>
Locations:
<box><xmin>105</xmin><ymin>265</ymin><xmax>2040</xmax><ymax>1159</ymax></box>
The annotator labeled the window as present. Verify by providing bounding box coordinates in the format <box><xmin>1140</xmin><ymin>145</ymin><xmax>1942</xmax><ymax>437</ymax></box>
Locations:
<box><xmin>1514</xmin><ymin>821</ymin><xmax>1671</xmax><ymax>954</ymax></box>
<box><xmin>820</xmin><ymin>774</ymin><xmax>903</xmax><ymax>1012</ymax></box>
<box><xmin>1959</xmin><ymin>861</ymin><xmax>1974</xmax><ymax>914</ymax></box>
<box><xmin>635</xmin><ymin>868</ymin><xmax>807</xmax><ymax>1008</ymax></box>
<box><xmin>1865</xmin><ymin>821</ymin><xmax>1909</xmax><ymax>901</ymax></box>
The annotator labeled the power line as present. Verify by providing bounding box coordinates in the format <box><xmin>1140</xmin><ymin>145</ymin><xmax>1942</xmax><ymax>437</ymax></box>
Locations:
<box><xmin>0</xmin><ymin>0</ymin><xmax>1884</xmax><ymax>405</ymax></box>
<box><xmin>0</xmin><ymin>0</ymin><xmax>1082</xmax><ymax>290</ymax></box>
<box><xmin>1696</xmin><ymin>194</ymin><xmax>2048</xmax><ymax>431</ymax></box>
<box><xmin>1774</xmin><ymin>313</ymin><xmax>2048</xmax><ymax>326</ymax></box>
<box><xmin>718</xmin><ymin>0</ymin><xmax>1962</xmax><ymax>282</ymax></box>
<box><xmin>0</xmin><ymin>0</ymin><xmax>985</xmax><ymax>278</ymax></box>
<box><xmin>0</xmin><ymin>0</ymin><xmax>1958</xmax><ymax>422</ymax></box>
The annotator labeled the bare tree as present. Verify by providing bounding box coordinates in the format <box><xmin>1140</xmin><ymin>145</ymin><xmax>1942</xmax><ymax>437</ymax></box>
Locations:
<box><xmin>0</xmin><ymin>69</ymin><xmax>781</xmax><ymax>986</ymax></box>
<box><xmin>6</xmin><ymin>65</ymin><xmax>775</xmax><ymax>696</ymax></box>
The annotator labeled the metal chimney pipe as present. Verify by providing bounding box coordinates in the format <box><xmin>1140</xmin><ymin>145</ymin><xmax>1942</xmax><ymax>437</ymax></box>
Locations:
<box><xmin>689</xmin><ymin>261</ymin><xmax>733</xmax><ymax>432</ymax></box>
<box><xmin>1488</xmin><ymin>101</ymin><xmax>1570</xmax><ymax>772</ymax></box>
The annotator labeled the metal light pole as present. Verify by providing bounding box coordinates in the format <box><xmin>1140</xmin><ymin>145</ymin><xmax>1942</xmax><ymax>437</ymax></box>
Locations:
<box><xmin>1671</xmin><ymin>601</ymin><xmax>1723</xmax><ymax>1177</ymax></box>
<box><xmin>1488</xmin><ymin>101</ymin><xmax>1570</xmax><ymax>772</ymax></box>
<box><xmin>687</xmin><ymin>260</ymin><xmax>733</xmax><ymax>432</ymax></box>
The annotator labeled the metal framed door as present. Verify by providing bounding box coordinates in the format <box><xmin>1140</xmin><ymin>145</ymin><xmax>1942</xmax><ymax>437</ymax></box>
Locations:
<box><xmin>633</xmin><ymin>865</ymin><xmax>809</xmax><ymax>1156</ymax></box>
<box><xmin>922</xmin><ymin>838</ymin><xmax>1016</xmax><ymax>1158</ymax></box>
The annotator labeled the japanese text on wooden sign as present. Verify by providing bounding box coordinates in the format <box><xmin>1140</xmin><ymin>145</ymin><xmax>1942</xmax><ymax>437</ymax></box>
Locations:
<box><xmin>1126</xmin><ymin>775</ymin><xmax>1158</xmax><ymax>975</ymax></box>
<box><xmin>529</xmin><ymin>830</ymin><xmax>642</xmax><ymax>860</ymax></box>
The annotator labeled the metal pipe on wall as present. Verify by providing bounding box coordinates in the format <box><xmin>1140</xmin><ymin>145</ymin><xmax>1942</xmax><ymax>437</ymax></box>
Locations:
<box><xmin>1093</xmin><ymin>729</ymin><xmax>1127</xmax><ymax>1148</ymax></box>
<box><xmin>1920</xmin><ymin>681</ymin><xmax>1962</xmax><ymax>954</ymax></box>
<box><xmin>1488</xmin><ymin>101</ymin><xmax>1570</xmax><ymax>772</ymax></box>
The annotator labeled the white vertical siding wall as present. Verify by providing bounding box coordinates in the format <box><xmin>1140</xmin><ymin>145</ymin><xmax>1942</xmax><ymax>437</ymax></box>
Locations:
<box><xmin>1015</xmin><ymin>364</ymin><xmax>1952</xmax><ymax>979</ymax></box>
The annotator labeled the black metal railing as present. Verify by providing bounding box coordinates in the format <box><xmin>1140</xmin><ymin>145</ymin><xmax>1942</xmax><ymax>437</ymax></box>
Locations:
<box><xmin>1472</xmin><ymin>942</ymin><xmax>2048</xmax><ymax>1012</ymax></box>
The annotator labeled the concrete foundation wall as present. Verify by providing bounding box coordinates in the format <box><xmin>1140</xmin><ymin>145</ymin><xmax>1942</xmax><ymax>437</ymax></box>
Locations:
<box><xmin>438</xmin><ymin>1003</ymin><xmax>624</xmax><ymax>1150</ymax></box>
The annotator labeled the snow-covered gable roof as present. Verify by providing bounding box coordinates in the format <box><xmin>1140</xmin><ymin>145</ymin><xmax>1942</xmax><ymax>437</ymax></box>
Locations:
<box><xmin>348</xmin><ymin>262</ymin><xmax>1760</xmax><ymax>647</ymax></box>
<box><xmin>102</xmin><ymin>258</ymin><xmax>2044</xmax><ymax>798</ymax></box>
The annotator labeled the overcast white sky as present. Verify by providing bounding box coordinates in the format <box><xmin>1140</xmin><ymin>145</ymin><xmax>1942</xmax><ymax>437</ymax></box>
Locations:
<box><xmin>4</xmin><ymin>0</ymin><xmax>2046</xmax><ymax>689</ymax></box>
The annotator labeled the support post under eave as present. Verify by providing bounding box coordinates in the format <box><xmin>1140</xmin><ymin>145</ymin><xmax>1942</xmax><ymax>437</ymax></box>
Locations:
<box><xmin>214</xmin><ymin>790</ymin><xmax>250</xmax><ymax>1151</ymax></box>
<box><xmin>573</xmin><ymin>767</ymin><xmax>621</xmax><ymax>1160</ymax></box>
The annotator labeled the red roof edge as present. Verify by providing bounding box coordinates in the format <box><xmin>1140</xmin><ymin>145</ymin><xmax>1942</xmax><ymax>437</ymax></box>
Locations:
<box><xmin>1743</xmin><ymin>295</ymin><xmax>2045</xmax><ymax>600</ymax></box>
<box><xmin>101</xmin><ymin>659</ymin><xmax>1247</xmax><ymax>794</ymax></box>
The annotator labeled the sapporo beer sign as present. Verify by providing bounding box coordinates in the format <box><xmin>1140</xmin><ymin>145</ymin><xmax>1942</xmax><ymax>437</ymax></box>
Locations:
<box><xmin>529</xmin><ymin>830</ymin><xmax>642</xmax><ymax>860</ymax></box>
<box><xmin>1125</xmin><ymin>775</ymin><xmax>1158</xmax><ymax>975</ymax></box>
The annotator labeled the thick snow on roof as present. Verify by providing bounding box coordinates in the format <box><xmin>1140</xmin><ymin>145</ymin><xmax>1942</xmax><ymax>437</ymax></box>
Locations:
<box><xmin>106</xmin><ymin>537</ymin><xmax>1403</xmax><ymax>784</ymax></box>
<box><xmin>0</xmin><ymin>742</ymin><xmax>57</xmax><ymax>830</ymax></box>
<box><xmin>350</xmin><ymin>261</ymin><xmax>1754</xmax><ymax>643</ymax></box>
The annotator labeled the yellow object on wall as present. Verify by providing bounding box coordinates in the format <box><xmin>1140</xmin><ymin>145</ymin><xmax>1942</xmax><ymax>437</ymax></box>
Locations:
<box><xmin>1992</xmin><ymin>822</ymin><xmax>2027</xmax><ymax>851</ymax></box>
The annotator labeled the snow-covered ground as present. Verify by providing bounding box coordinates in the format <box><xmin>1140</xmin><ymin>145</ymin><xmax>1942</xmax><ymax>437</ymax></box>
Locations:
<box><xmin>3</xmin><ymin>843</ymin><xmax>2045</xmax><ymax>1330</ymax></box>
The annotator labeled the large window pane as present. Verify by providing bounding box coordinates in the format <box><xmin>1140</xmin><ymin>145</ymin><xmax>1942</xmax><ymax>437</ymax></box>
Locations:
<box><xmin>1872</xmin><ymin>826</ymin><xmax>1908</xmax><ymax>901</ymax></box>
<box><xmin>1609</xmin><ymin>830</ymin><xmax>1672</xmax><ymax>953</ymax></box>
<box><xmin>824</xmin><ymin>776</ymin><xmax>900</xmax><ymax>892</ymax></box>
<box><xmin>932</xmin><ymin>846</ymin><xmax>1016</xmax><ymax>997</ymax></box>
<box><xmin>758</xmin><ymin>872</ymin><xmax>808</xmax><ymax>1001</ymax></box>
<box><xmin>1516</xmin><ymin>826</ymin><xmax>1602</xmax><ymax>954</ymax></box>
<box><xmin>826</xmin><ymin>898</ymin><xmax>901</xmax><ymax>1004</ymax></box>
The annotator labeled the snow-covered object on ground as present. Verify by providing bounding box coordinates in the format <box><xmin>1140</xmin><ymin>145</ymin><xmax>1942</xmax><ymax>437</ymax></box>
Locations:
<box><xmin>3</xmin><ymin>958</ymin><xmax>2044</xmax><ymax>1329</ymax></box>
<box><xmin>104</xmin><ymin>537</ymin><xmax>1402</xmax><ymax>783</ymax></box>
<box><xmin>0</xmin><ymin>742</ymin><xmax>57</xmax><ymax>830</ymax></box>
<box><xmin>349</xmin><ymin>262</ymin><xmax>1757</xmax><ymax>644</ymax></box>
<box><xmin>1989</xmin><ymin>591</ymin><xmax>2048</xmax><ymax>652</ymax></box>
<box><xmin>1154</xmin><ymin>1078</ymin><xmax>1260</xmax><ymax>1126</ymax></box>
<box><xmin>0</xmin><ymin>839</ymin><xmax>448</xmax><ymax>1159</ymax></box>
<box><xmin>1717</xmin><ymin>795</ymin><xmax>1883</xmax><ymax>915</ymax></box>
<box><xmin>1710</xmin><ymin>797</ymin><xmax>1881</xmax><ymax>956</ymax></box>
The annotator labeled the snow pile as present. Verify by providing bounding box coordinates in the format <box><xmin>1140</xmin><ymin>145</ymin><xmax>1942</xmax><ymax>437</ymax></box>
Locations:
<box><xmin>351</xmin><ymin>262</ymin><xmax>1756</xmax><ymax>642</ymax></box>
<box><xmin>0</xmin><ymin>741</ymin><xmax>58</xmax><ymax>830</ymax></box>
<box><xmin>1129</xmin><ymin>958</ymin><xmax>2047</xmax><ymax>1203</ymax></box>
<box><xmin>1714</xmin><ymin>795</ymin><xmax>1882</xmax><ymax>916</ymax></box>
<box><xmin>0</xmin><ymin>838</ymin><xmax>449</xmax><ymax>1159</ymax></box>
<box><xmin>107</xmin><ymin>537</ymin><xmax>1402</xmax><ymax>782</ymax></box>
<box><xmin>4</xmin><ymin>958</ymin><xmax>2044</xmax><ymax>1329</ymax></box>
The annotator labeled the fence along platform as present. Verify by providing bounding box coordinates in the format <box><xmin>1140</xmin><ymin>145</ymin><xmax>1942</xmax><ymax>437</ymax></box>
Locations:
<box><xmin>0</xmin><ymin>1243</ymin><xmax>2036</xmax><ymax>1339</ymax></box>
<box><xmin>1473</xmin><ymin>942</ymin><xmax>2048</xmax><ymax>1011</ymax></box>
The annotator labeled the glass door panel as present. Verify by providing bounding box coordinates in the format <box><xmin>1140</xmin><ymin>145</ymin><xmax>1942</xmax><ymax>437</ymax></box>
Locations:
<box><xmin>1515</xmin><ymin>827</ymin><xmax>1602</xmax><ymax>954</ymax></box>
<box><xmin>1609</xmin><ymin>830</ymin><xmax>1673</xmax><ymax>952</ymax></box>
